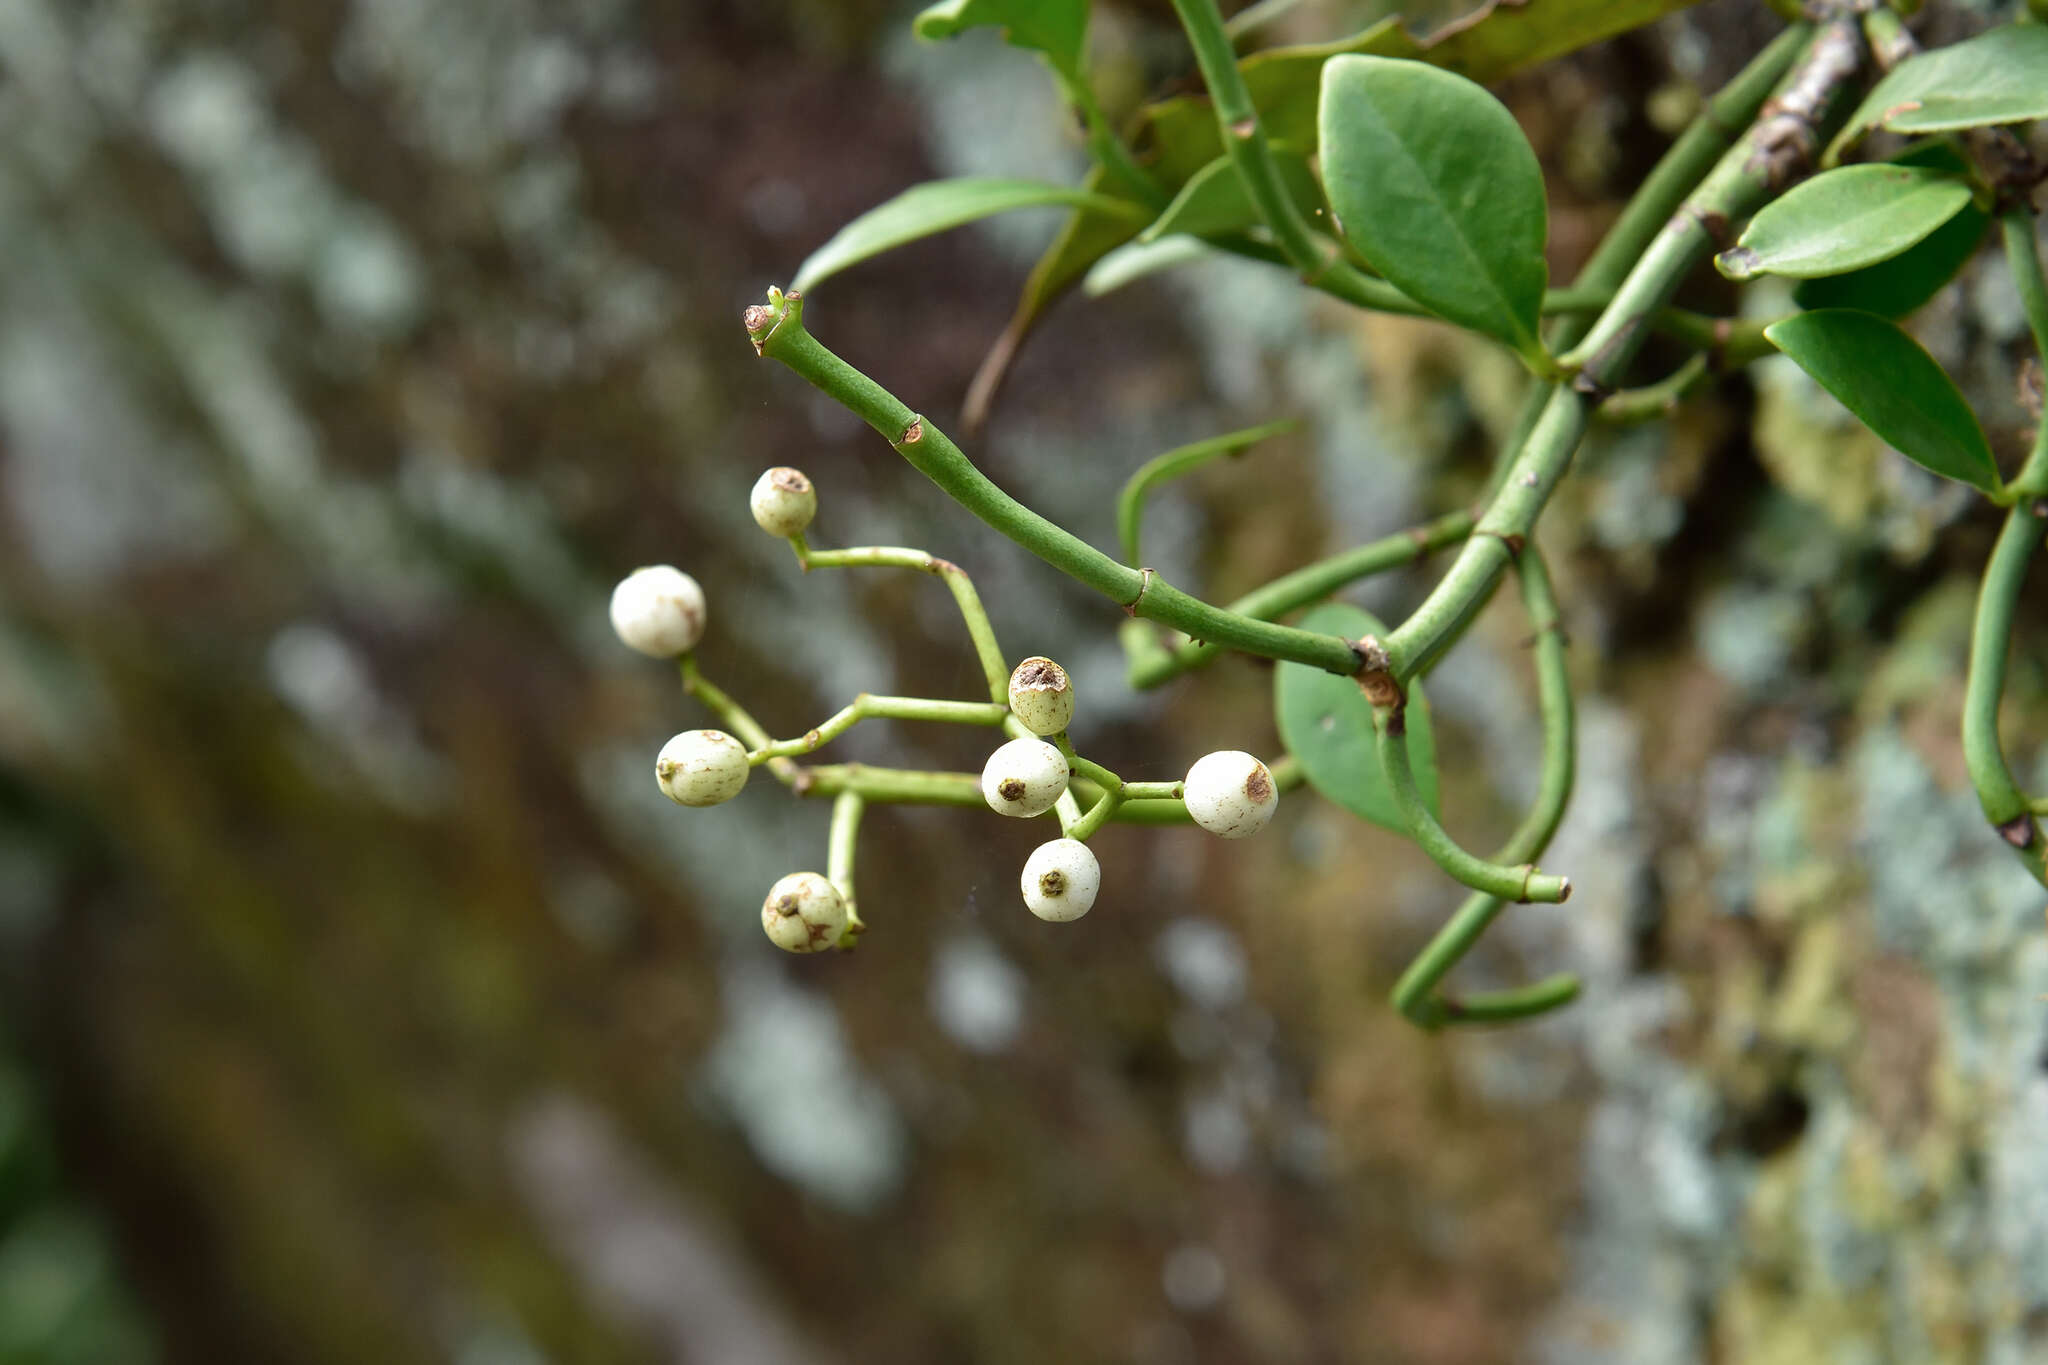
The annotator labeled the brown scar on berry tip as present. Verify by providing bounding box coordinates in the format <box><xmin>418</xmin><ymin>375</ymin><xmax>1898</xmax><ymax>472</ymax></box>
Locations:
<box><xmin>773</xmin><ymin>895</ymin><xmax>799</xmax><ymax>918</ymax></box>
<box><xmin>1016</xmin><ymin>658</ymin><xmax>1064</xmax><ymax>688</ymax></box>
<box><xmin>1245</xmin><ymin>767</ymin><xmax>1272</xmax><ymax>802</ymax></box>
<box><xmin>1040</xmin><ymin>870</ymin><xmax>1066</xmax><ymax>896</ymax></box>
<box><xmin>771</xmin><ymin>468</ymin><xmax>810</xmax><ymax>492</ymax></box>
<box><xmin>999</xmin><ymin>778</ymin><xmax>1027</xmax><ymax>801</ymax></box>
<box><xmin>1998</xmin><ymin>815</ymin><xmax>2036</xmax><ymax>849</ymax></box>
<box><xmin>900</xmin><ymin>417</ymin><xmax>924</xmax><ymax>445</ymax></box>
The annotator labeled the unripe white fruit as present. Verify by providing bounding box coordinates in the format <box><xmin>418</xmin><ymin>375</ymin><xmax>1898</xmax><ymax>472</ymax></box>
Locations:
<box><xmin>1021</xmin><ymin>838</ymin><xmax>1099</xmax><ymax>921</ymax></box>
<box><xmin>749</xmin><ymin>466</ymin><xmax>817</xmax><ymax>538</ymax></box>
<box><xmin>656</xmin><ymin>729</ymin><xmax>750</xmax><ymax>807</ymax></box>
<box><xmin>610</xmin><ymin>565</ymin><xmax>706</xmax><ymax>657</ymax></box>
<box><xmin>761</xmin><ymin>872</ymin><xmax>848</xmax><ymax>953</ymax></box>
<box><xmin>980</xmin><ymin>737</ymin><xmax>1070</xmax><ymax>818</ymax></box>
<box><xmin>1007</xmin><ymin>656</ymin><xmax>1074</xmax><ymax>736</ymax></box>
<box><xmin>1184</xmin><ymin>750</ymin><xmax>1278</xmax><ymax>838</ymax></box>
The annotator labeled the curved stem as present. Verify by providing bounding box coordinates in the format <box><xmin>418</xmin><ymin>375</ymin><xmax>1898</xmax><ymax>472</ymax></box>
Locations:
<box><xmin>749</xmin><ymin>695</ymin><xmax>1008</xmax><ymax>763</ymax></box>
<box><xmin>752</xmin><ymin>292</ymin><xmax>1363</xmax><ymax>676</ymax></box>
<box><xmin>794</xmin><ymin>540</ymin><xmax>1011</xmax><ymax>703</ymax></box>
<box><xmin>1125</xmin><ymin>509</ymin><xmax>1474</xmax><ymax>689</ymax></box>
<box><xmin>827</xmin><ymin>790</ymin><xmax>866</xmax><ymax>943</ymax></box>
<box><xmin>1053</xmin><ymin>66</ymin><xmax>1167</xmax><ymax>208</ymax></box>
<box><xmin>1117</xmin><ymin>419</ymin><xmax>1296</xmax><ymax>567</ymax></box>
<box><xmin>1393</xmin><ymin>547</ymin><xmax>1579</xmax><ymax>1027</ymax></box>
<box><xmin>2004</xmin><ymin>212</ymin><xmax>2048</xmax><ymax>499</ymax></box>
<box><xmin>1963</xmin><ymin>504</ymin><xmax>2048</xmax><ymax>888</ymax></box>
<box><xmin>1598</xmin><ymin>354</ymin><xmax>1712</xmax><ymax>423</ymax></box>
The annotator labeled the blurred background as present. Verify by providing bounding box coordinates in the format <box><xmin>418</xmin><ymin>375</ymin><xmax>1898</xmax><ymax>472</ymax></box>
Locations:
<box><xmin>1</xmin><ymin>0</ymin><xmax>2046</xmax><ymax>1361</ymax></box>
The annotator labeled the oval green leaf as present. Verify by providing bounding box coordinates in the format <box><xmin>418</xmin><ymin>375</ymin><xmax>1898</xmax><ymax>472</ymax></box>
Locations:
<box><xmin>913</xmin><ymin>0</ymin><xmax>1088</xmax><ymax>77</ymax></box>
<box><xmin>1275</xmin><ymin>603</ymin><xmax>1439</xmax><ymax>832</ymax></box>
<box><xmin>1139</xmin><ymin>146</ymin><xmax>1324</xmax><ymax>244</ymax></box>
<box><xmin>1828</xmin><ymin>24</ymin><xmax>2048</xmax><ymax>164</ymax></box>
<box><xmin>791</xmin><ymin>179</ymin><xmax>1146</xmax><ymax>294</ymax></box>
<box><xmin>1793</xmin><ymin>143</ymin><xmax>1990</xmax><ymax>317</ymax></box>
<box><xmin>1764</xmin><ymin>309</ymin><xmax>2000</xmax><ymax>495</ymax></box>
<box><xmin>1318</xmin><ymin>55</ymin><xmax>1548</xmax><ymax>360</ymax></box>
<box><xmin>1716</xmin><ymin>165</ymin><xmax>1973</xmax><ymax>281</ymax></box>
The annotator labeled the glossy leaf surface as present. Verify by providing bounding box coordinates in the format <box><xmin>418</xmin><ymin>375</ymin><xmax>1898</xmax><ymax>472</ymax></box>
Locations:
<box><xmin>791</xmin><ymin>179</ymin><xmax>1144</xmax><ymax>294</ymax></box>
<box><xmin>1793</xmin><ymin>143</ymin><xmax>1990</xmax><ymax>317</ymax></box>
<box><xmin>1716</xmin><ymin>165</ymin><xmax>1973</xmax><ymax>281</ymax></box>
<box><xmin>1140</xmin><ymin>147</ymin><xmax>1323</xmax><ymax>244</ymax></box>
<box><xmin>1830</xmin><ymin>24</ymin><xmax>2048</xmax><ymax>162</ymax></box>
<box><xmin>1764</xmin><ymin>309</ymin><xmax>2000</xmax><ymax>495</ymax></box>
<box><xmin>1319</xmin><ymin>55</ymin><xmax>1547</xmax><ymax>358</ymax></box>
<box><xmin>1276</xmin><ymin>603</ymin><xmax>1439</xmax><ymax>831</ymax></box>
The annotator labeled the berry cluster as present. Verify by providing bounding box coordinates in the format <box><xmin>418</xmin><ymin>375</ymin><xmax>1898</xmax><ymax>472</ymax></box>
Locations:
<box><xmin>611</xmin><ymin>467</ymin><xmax>1282</xmax><ymax>953</ymax></box>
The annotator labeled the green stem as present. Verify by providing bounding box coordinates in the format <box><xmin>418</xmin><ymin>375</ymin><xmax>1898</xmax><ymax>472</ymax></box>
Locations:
<box><xmin>795</xmin><ymin>540</ymin><xmax>1011</xmax><ymax>702</ymax></box>
<box><xmin>1962</xmin><ymin>503</ymin><xmax>2048</xmax><ymax>888</ymax></box>
<box><xmin>750</xmin><ymin>291</ymin><xmax>1363</xmax><ymax>676</ymax></box>
<box><xmin>1598</xmin><ymin>353</ymin><xmax>1712</xmax><ymax>423</ymax></box>
<box><xmin>1386</xmin><ymin>19</ymin><xmax>1862</xmax><ymax>687</ymax></box>
<box><xmin>828</xmin><ymin>790</ymin><xmax>866</xmax><ymax>941</ymax></box>
<box><xmin>1053</xmin><ymin>66</ymin><xmax>1167</xmax><ymax>208</ymax></box>
<box><xmin>750</xmin><ymin>695</ymin><xmax>1009</xmax><ymax>762</ymax></box>
<box><xmin>2004</xmin><ymin>212</ymin><xmax>2048</xmax><ymax>498</ymax></box>
<box><xmin>1392</xmin><ymin>547</ymin><xmax>1579</xmax><ymax>1027</ymax></box>
<box><xmin>1118</xmin><ymin>419</ymin><xmax>1296</xmax><ymax>567</ymax></box>
<box><xmin>1126</xmin><ymin>509</ymin><xmax>1475</xmax><ymax>688</ymax></box>
<box><xmin>679</xmin><ymin>655</ymin><xmax>806</xmax><ymax>787</ymax></box>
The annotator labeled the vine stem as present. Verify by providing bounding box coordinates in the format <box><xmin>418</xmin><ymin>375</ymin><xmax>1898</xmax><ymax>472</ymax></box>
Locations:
<box><xmin>748</xmin><ymin>695</ymin><xmax>1008</xmax><ymax>763</ymax></box>
<box><xmin>750</xmin><ymin>291</ymin><xmax>1364</xmax><ymax>677</ymax></box>
<box><xmin>1392</xmin><ymin>546</ymin><xmax>1579</xmax><ymax>1027</ymax></box>
<box><xmin>1960</xmin><ymin>211</ymin><xmax>2048</xmax><ymax>887</ymax></box>
<box><xmin>827</xmin><ymin>790</ymin><xmax>866</xmax><ymax>942</ymax></box>
<box><xmin>792</xmin><ymin>538</ymin><xmax>1010</xmax><ymax>702</ymax></box>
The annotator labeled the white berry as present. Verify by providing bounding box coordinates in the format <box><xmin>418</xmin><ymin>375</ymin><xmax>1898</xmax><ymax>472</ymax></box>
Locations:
<box><xmin>1184</xmin><ymin>750</ymin><xmax>1278</xmax><ymax>838</ymax></box>
<box><xmin>656</xmin><ymin>730</ymin><xmax>750</xmax><ymax>807</ymax></box>
<box><xmin>749</xmin><ymin>466</ymin><xmax>817</xmax><ymax>539</ymax></box>
<box><xmin>1021</xmin><ymin>838</ymin><xmax>1099</xmax><ymax>922</ymax></box>
<box><xmin>980</xmin><ymin>737</ymin><xmax>1070</xmax><ymax>818</ymax></box>
<box><xmin>761</xmin><ymin>872</ymin><xmax>848</xmax><ymax>952</ymax></box>
<box><xmin>610</xmin><ymin>565</ymin><xmax>706</xmax><ymax>657</ymax></box>
<box><xmin>1007</xmin><ymin>656</ymin><xmax>1075</xmax><ymax>736</ymax></box>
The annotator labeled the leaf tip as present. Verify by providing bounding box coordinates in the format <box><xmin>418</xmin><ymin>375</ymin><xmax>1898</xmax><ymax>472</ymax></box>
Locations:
<box><xmin>1715</xmin><ymin>246</ymin><xmax>1762</xmax><ymax>281</ymax></box>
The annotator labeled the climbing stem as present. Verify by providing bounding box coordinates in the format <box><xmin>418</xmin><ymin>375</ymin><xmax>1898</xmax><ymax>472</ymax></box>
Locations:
<box><xmin>1963</xmin><ymin>502</ymin><xmax>2048</xmax><ymax>888</ymax></box>
<box><xmin>751</xmin><ymin>292</ymin><xmax>1362</xmax><ymax>676</ymax></box>
<box><xmin>1118</xmin><ymin>420</ymin><xmax>1296</xmax><ymax>567</ymax></box>
<box><xmin>1393</xmin><ymin>547</ymin><xmax>1579</xmax><ymax>1027</ymax></box>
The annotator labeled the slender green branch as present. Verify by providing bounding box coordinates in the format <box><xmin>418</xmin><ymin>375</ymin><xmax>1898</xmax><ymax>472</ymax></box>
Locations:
<box><xmin>1126</xmin><ymin>509</ymin><xmax>1475</xmax><ymax>688</ymax></box>
<box><xmin>679</xmin><ymin>655</ymin><xmax>805</xmax><ymax>787</ymax></box>
<box><xmin>749</xmin><ymin>290</ymin><xmax>1364</xmax><ymax>676</ymax></box>
<box><xmin>1392</xmin><ymin>547</ymin><xmax>1579</xmax><ymax>1027</ymax></box>
<box><xmin>1963</xmin><ymin>502</ymin><xmax>2048</xmax><ymax>888</ymax></box>
<box><xmin>1598</xmin><ymin>354</ymin><xmax>1712</xmax><ymax>424</ymax></box>
<box><xmin>1382</xmin><ymin>19</ymin><xmax>1863</xmax><ymax>688</ymax></box>
<box><xmin>749</xmin><ymin>695</ymin><xmax>1008</xmax><ymax>763</ymax></box>
<box><xmin>828</xmin><ymin>790</ymin><xmax>866</xmax><ymax>941</ymax></box>
<box><xmin>1052</xmin><ymin>67</ymin><xmax>1167</xmax><ymax>208</ymax></box>
<box><xmin>793</xmin><ymin>539</ymin><xmax>1011</xmax><ymax>702</ymax></box>
<box><xmin>2005</xmin><ymin>212</ymin><xmax>2048</xmax><ymax>498</ymax></box>
<box><xmin>1118</xmin><ymin>420</ymin><xmax>1296</xmax><ymax>567</ymax></box>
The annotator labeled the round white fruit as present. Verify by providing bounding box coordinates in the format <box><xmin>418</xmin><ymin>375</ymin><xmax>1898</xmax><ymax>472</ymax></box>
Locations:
<box><xmin>1007</xmin><ymin>656</ymin><xmax>1075</xmax><ymax>736</ymax></box>
<box><xmin>656</xmin><ymin>730</ymin><xmax>749</xmax><ymax>807</ymax></box>
<box><xmin>610</xmin><ymin>565</ymin><xmax>706</xmax><ymax>657</ymax></box>
<box><xmin>1021</xmin><ymin>838</ymin><xmax>1100</xmax><ymax>922</ymax></box>
<box><xmin>1183</xmin><ymin>750</ymin><xmax>1278</xmax><ymax>838</ymax></box>
<box><xmin>980</xmin><ymin>737</ymin><xmax>1070</xmax><ymax>818</ymax></box>
<box><xmin>761</xmin><ymin>871</ymin><xmax>848</xmax><ymax>953</ymax></box>
<box><xmin>749</xmin><ymin>466</ymin><xmax>818</xmax><ymax>539</ymax></box>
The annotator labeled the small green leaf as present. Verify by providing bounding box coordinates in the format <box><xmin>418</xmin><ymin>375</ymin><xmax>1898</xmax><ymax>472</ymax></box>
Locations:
<box><xmin>1083</xmin><ymin>235</ymin><xmax>1214</xmax><ymax>298</ymax></box>
<box><xmin>1275</xmin><ymin>603</ymin><xmax>1438</xmax><ymax>831</ymax></box>
<box><xmin>1764</xmin><ymin>309</ymin><xmax>2000</xmax><ymax>495</ymax></box>
<box><xmin>1829</xmin><ymin>24</ymin><xmax>2048</xmax><ymax>164</ymax></box>
<box><xmin>791</xmin><ymin>179</ymin><xmax>1145</xmax><ymax>294</ymax></box>
<box><xmin>1716</xmin><ymin>165</ymin><xmax>1973</xmax><ymax>281</ymax></box>
<box><xmin>1793</xmin><ymin>143</ymin><xmax>1990</xmax><ymax>317</ymax></box>
<box><xmin>913</xmin><ymin>0</ymin><xmax>1089</xmax><ymax>76</ymax></box>
<box><xmin>1139</xmin><ymin>146</ymin><xmax>1323</xmax><ymax>244</ymax></box>
<box><xmin>1318</xmin><ymin>55</ymin><xmax>1548</xmax><ymax>359</ymax></box>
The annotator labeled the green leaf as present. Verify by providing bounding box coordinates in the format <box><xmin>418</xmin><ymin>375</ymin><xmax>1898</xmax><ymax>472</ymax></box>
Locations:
<box><xmin>1138</xmin><ymin>146</ymin><xmax>1324</xmax><ymax>244</ymax></box>
<box><xmin>1715</xmin><ymin>165</ymin><xmax>1974</xmax><ymax>281</ymax></box>
<box><xmin>1793</xmin><ymin>142</ymin><xmax>1990</xmax><ymax>317</ymax></box>
<box><xmin>790</xmin><ymin>179</ymin><xmax>1145</xmax><ymax>294</ymax></box>
<box><xmin>1828</xmin><ymin>24</ymin><xmax>2048</xmax><ymax>164</ymax></box>
<box><xmin>913</xmin><ymin>0</ymin><xmax>1089</xmax><ymax>76</ymax></box>
<box><xmin>1764</xmin><ymin>309</ymin><xmax>2000</xmax><ymax>495</ymax></box>
<box><xmin>1318</xmin><ymin>55</ymin><xmax>1548</xmax><ymax>358</ymax></box>
<box><xmin>1275</xmin><ymin>603</ymin><xmax>1439</xmax><ymax>832</ymax></box>
<box><xmin>1083</xmin><ymin>235</ymin><xmax>1214</xmax><ymax>297</ymax></box>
